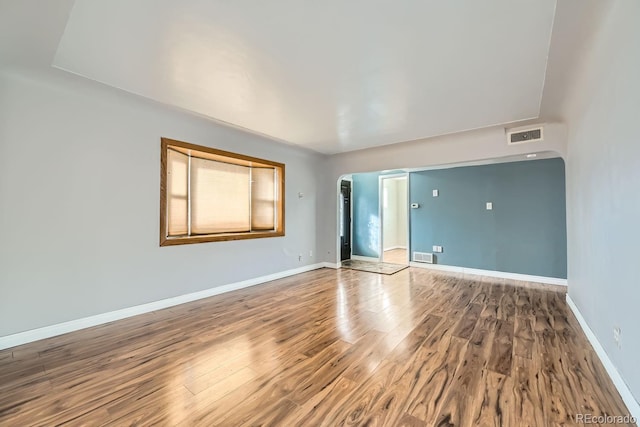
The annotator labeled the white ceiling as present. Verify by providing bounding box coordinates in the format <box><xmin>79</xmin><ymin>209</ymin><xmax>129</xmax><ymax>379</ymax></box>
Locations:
<box><xmin>0</xmin><ymin>0</ymin><xmax>75</xmax><ymax>67</ymax></box>
<box><xmin>45</xmin><ymin>0</ymin><xmax>556</xmax><ymax>154</ymax></box>
<box><xmin>539</xmin><ymin>0</ymin><xmax>614</xmax><ymax>121</ymax></box>
<box><xmin>6</xmin><ymin>0</ymin><xmax>601</xmax><ymax>155</ymax></box>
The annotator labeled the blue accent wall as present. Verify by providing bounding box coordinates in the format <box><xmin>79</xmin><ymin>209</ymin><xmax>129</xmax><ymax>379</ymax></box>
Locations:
<box><xmin>410</xmin><ymin>158</ymin><xmax>567</xmax><ymax>278</ymax></box>
<box><xmin>352</xmin><ymin>172</ymin><xmax>381</xmax><ymax>257</ymax></box>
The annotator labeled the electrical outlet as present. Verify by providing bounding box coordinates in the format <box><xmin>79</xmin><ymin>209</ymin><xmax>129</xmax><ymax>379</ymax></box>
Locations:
<box><xmin>298</xmin><ymin>254</ymin><xmax>302</xmax><ymax>262</ymax></box>
<box><xmin>309</xmin><ymin>250</ymin><xmax>313</xmax><ymax>257</ymax></box>
<box><xmin>613</xmin><ymin>327</ymin><xmax>622</xmax><ymax>349</ymax></box>
<box><xmin>432</xmin><ymin>245</ymin><xmax>443</xmax><ymax>253</ymax></box>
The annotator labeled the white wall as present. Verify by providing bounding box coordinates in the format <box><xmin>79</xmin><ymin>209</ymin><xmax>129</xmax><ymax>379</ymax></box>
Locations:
<box><xmin>382</xmin><ymin>178</ymin><xmax>407</xmax><ymax>250</ymax></box>
<box><xmin>318</xmin><ymin>123</ymin><xmax>568</xmax><ymax>264</ymax></box>
<box><xmin>396</xmin><ymin>178</ymin><xmax>408</xmax><ymax>249</ymax></box>
<box><xmin>382</xmin><ymin>179</ymin><xmax>396</xmax><ymax>250</ymax></box>
<box><xmin>0</xmin><ymin>67</ymin><xmax>321</xmax><ymax>337</ymax></box>
<box><xmin>563</xmin><ymin>0</ymin><xmax>640</xmax><ymax>403</ymax></box>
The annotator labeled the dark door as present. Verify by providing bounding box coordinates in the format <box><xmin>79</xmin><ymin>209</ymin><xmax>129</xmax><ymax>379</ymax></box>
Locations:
<box><xmin>340</xmin><ymin>180</ymin><xmax>351</xmax><ymax>261</ymax></box>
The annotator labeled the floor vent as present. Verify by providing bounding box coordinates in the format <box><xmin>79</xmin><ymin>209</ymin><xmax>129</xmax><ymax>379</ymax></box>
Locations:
<box><xmin>413</xmin><ymin>252</ymin><xmax>434</xmax><ymax>263</ymax></box>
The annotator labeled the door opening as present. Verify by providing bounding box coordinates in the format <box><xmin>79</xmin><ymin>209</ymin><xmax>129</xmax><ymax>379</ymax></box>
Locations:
<box><xmin>380</xmin><ymin>175</ymin><xmax>409</xmax><ymax>265</ymax></box>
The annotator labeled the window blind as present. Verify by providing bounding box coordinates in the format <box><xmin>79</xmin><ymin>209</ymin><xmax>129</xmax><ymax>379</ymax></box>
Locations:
<box><xmin>162</xmin><ymin>138</ymin><xmax>284</xmax><ymax>245</ymax></box>
<box><xmin>251</xmin><ymin>167</ymin><xmax>276</xmax><ymax>230</ymax></box>
<box><xmin>190</xmin><ymin>157</ymin><xmax>251</xmax><ymax>234</ymax></box>
<box><xmin>167</xmin><ymin>149</ymin><xmax>188</xmax><ymax>236</ymax></box>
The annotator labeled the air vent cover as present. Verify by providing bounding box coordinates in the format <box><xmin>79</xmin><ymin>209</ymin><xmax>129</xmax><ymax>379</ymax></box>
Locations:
<box><xmin>507</xmin><ymin>126</ymin><xmax>544</xmax><ymax>145</ymax></box>
<box><xmin>413</xmin><ymin>252</ymin><xmax>434</xmax><ymax>263</ymax></box>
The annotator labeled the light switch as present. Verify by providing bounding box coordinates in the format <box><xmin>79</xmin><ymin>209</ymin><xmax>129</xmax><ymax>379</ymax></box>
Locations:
<box><xmin>432</xmin><ymin>189</ymin><xmax>439</xmax><ymax>197</ymax></box>
<box><xmin>486</xmin><ymin>202</ymin><xmax>493</xmax><ymax>210</ymax></box>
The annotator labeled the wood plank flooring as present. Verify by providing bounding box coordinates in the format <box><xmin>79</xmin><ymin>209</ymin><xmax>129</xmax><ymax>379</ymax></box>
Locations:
<box><xmin>0</xmin><ymin>268</ymin><xmax>633</xmax><ymax>426</ymax></box>
<box><xmin>383</xmin><ymin>248</ymin><xmax>408</xmax><ymax>264</ymax></box>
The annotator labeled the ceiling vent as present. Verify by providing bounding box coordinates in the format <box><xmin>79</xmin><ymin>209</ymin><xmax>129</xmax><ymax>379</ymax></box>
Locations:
<box><xmin>506</xmin><ymin>126</ymin><xmax>544</xmax><ymax>145</ymax></box>
<box><xmin>413</xmin><ymin>252</ymin><xmax>434</xmax><ymax>264</ymax></box>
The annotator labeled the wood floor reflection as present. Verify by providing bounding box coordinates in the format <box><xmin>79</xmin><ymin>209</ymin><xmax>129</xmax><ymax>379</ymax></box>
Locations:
<box><xmin>0</xmin><ymin>268</ymin><xmax>632</xmax><ymax>426</ymax></box>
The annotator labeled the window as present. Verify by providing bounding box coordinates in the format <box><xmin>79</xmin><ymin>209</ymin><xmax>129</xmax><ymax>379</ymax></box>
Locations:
<box><xmin>160</xmin><ymin>138</ymin><xmax>285</xmax><ymax>246</ymax></box>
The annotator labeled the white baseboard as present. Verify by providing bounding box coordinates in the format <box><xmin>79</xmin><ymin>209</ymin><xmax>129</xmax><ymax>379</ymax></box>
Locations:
<box><xmin>322</xmin><ymin>262</ymin><xmax>340</xmax><ymax>269</ymax></box>
<box><xmin>408</xmin><ymin>262</ymin><xmax>567</xmax><ymax>286</ymax></box>
<box><xmin>0</xmin><ymin>263</ymin><xmax>327</xmax><ymax>350</ymax></box>
<box><xmin>566</xmin><ymin>295</ymin><xmax>640</xmax><ymax>421</ymax></box>
<box><xmin>351</xmin><ymin>255</ymin><xmax>380</xmax><ymax>262</ymax></box>
<box><xmin>383</xmin><ymin>246</ymin><xmax>407</xmax><ymax>251</ymax></box>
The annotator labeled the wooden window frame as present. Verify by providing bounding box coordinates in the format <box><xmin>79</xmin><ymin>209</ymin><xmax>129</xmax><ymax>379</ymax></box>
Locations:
<box><xmin>160</xmin><ymin>138</ymin><xmax>285</xmax><ymax>246</ymax></box>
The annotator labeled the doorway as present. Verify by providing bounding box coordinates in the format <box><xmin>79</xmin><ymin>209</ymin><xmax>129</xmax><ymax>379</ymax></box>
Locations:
<box><xmin>380</xmin><ymin>175</ymin><xmax>409</xmax><ymax>265</ymax></box>
<box><xmin>340</xmin><ymin>180</ymin><xmax>352</xmax><ymax>261</ymax></box>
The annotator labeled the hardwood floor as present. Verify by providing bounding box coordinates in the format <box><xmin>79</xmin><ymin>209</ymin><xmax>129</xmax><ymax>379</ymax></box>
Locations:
<box><xmin>0</xmin><ymin>268</ymin><xmax>633</xmax><ymax>426</ymax></box>
<box><xmin>383</xmin><ymin>248</ymin><xmax>408</xmax><ymax>264</ymax></box>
